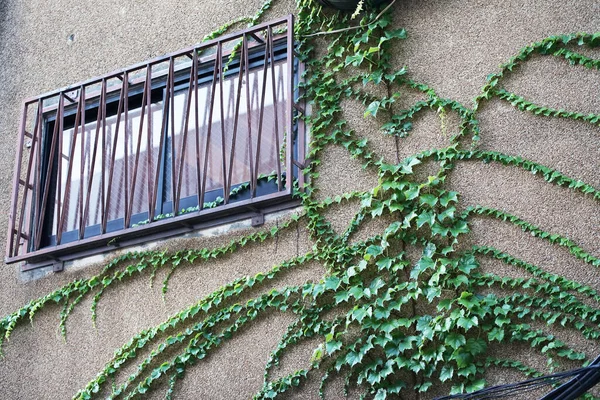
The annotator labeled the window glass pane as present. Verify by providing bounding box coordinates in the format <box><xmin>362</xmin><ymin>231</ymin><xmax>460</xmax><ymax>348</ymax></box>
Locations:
<box><xmin>168</xmin><ymin>58</ymin><xmax>288</xmax><ymax>209</ymax></box>
<box><xmin>56</xmin><ymin>100</ymin><xmax>164</xmax><ymax>236</ymax></box>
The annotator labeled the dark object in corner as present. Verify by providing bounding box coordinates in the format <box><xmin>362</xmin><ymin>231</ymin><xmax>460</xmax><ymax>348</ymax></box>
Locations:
<box><xmin>316</xmin><ymin>0</ymin><xmax>388</xmax><ymax>11</ymax></box>
<box><xmin>433</xmin><ymin>354</ymin><xmax>600</xmax><ymax>400</ymax></box>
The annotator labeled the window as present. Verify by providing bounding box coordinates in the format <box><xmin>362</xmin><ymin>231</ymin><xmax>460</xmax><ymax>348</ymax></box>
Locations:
<box><xmin>7</xmin><ymin>16</ymin><xmax>305</xmax><ymax>269</ymax></box>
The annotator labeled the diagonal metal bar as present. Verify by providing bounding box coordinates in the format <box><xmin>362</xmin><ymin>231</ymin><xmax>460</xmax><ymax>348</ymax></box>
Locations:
<box><xmin>78</xmin><ymin>87</ymin><xmax>87</xmax><ymax>238</ymax></box>
<box><xmin>147</xmin><ymin>62</ymin><xmax>159</xmax><ymax>221</ymax></box>
<box><xmin>192</xmin><ymin>50</ymin><xmax>202</xmax><ymax>210</ymax></box>
<box><xmin>152</xmin><ymin>58</ymin><xmax>173</xmax><ymax>220</ymax></box>
<box><xmin>286</xmin><ymin>14</ymin><xmax>295</xmax><ymax>195</ymax></box>
<box><xmin>226</xmin><ymin>35</ymin><xmax>246</xmax><ymax>203</ymax></box>
<box><xmin>169</xmin><ymin>57</ymin><xmax>177</xmax><ymax>213</ymax></box>
<box><xmin>55</xmin><ymin>92</ymin><xmax>65</xmax><ymax>242</ymax></box>
<box><xmin>126</xmin><ymin>66</ymin><xmax>150</xmax><ymax>228</ymax></box>
<box><xmin>243</xmin><ymin>34</ymin><xmax>256</xmax><ymax>198</ymax></box>
<box><xmin>268</xmin><ymin>26</ymin><xmax>282</xmax><ymax>192</ymax></box>
<box><xmin>35</xmin><ymin>93</ymin><xmax>63</xmax><ymax>250</ymax></box>
<box><xmin>57</xmin><ymin>86</ymin><xmax>84</xmax><ymax>244</ymax></box>
<box><xmin>174</xmin><ymin>53</ymin><xmax>196</xmax><ymax>214</ymax></box>
<box><xmin>81</xmin><ymin>82</ymin><xmax>105</xmax><ymax>239</ymax></box>
<box><xmin>253</xmin><ymin>34</ymin><xmax>271</xmax><ymax>193</ymax></box>
<box><xmin>102</xmin><ymin>75</ymin><xmax>127</xmax><ymax>234</ymax></box>
<box><xmin>123</xmin><ymin>71</ymin><xmax>130</xmax><ymax>229</ymax></box>
<box><xmin>100</xmin><ymin>79</ymin><xmax>107</xmax><ymax>230</ymax></box>
<box><xmin>200</xmin><ymin>44</ymin><xmax>221</xmax><ymax>209</ymax></box>
<box><xmin>29</xmin><ymin>100</ymin><xmax>45</xmax><ymax>251</ymax></box>
<box><xmin>12</xmin><ymin>102</ymin><xmax>39</xmax><ymax>256</ymax></box>
<box><xmin>217</xmin><ymin>42</ymin><xmax>229</xmax><ymax>204</ymax></box>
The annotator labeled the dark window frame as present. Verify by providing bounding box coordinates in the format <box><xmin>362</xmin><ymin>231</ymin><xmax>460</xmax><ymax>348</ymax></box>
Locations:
<box><xmin>6</xmin><ymin>15</ymin><xmax>305</xmax><ymax>270</ymax></box>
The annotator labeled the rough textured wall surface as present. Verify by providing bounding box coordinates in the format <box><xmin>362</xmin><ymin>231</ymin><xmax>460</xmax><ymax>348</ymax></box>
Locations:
<box><xmin>0</xmin><ymin>0</ymin><xmax>598</xmax><ymax>399</ymax></box>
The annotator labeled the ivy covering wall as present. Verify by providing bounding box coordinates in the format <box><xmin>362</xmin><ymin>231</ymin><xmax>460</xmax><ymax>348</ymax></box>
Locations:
<box><xmin>1</xmin><ymin>0</ymin><xmax>600</xmax><ymax>399</ymax></box>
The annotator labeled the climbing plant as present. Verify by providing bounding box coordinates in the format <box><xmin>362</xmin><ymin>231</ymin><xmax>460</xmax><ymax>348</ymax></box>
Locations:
<box><xmin>1</xmin><ymin>0</ymin><xmax>600</xmax><ymax>399</ymax></box>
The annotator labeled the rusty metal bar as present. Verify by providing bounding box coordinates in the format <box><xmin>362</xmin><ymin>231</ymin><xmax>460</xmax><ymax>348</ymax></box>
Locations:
<box><xmin>200</xmin><ymin>44</ymin><xmax>221</xmax><ymax>209</ymax></box>
<box><xmin>55</xmin><ymin>93</ymin><xmax>65</xmax><ymax>242</ymax></box>
<box><xmin>81</xmin><ymin>86</ymin><xmax>105</xmax><ymax>239</ymax></box>
<box><xmin>286</xmin><ymin>14</ymin><xmax>294</xmax><ymax>195</ymax></box>
<box><xmin>17</xmin><ymin>103</ymin><xmax>41</xmax><ymax>254</ymax></box>
<box><xmin>57</xmin><ymin>87</ymin><xmax>84</xmax><ymax>244</ymax></box>
<box><xmin>174</xmin><ymin>53</ymin><xmax>196</xmax><ymax>214</ymax></box>
<box><xmin>217</xmin><ymin>42</ymin><xmax>229</xmax><ymax>204</ymax></box>
<box><xmin>78</xmin><ymin>87</ymin><xmax>87</xmax><ymax>238</ymax></box>
<box><xmin>7</xmin><ymin>102</ymin><xmax>30</xmax><ymax>257</ymax></box>
<box><xmin>102</xmin><ymin>76</ymin><xmax>127</xmax><ymax>233</ymax></box>
<box><xmin>13</xmin><ymin>195</ymin><xmax>299</xmax><ymax>266</ymax></box>
<box><xmin>100</xmin><ymin>79</ymin><xmax>107</xmax><ymax>233</ymax></box>
<box><xmin>126</xmin><ymin>66</ymin><xmax>150</xmax><ymax>228</ymax></box>
<box><xmin>226</xmin><ymin>34</ymin><xmax>246</xmax><ymax>204</ymax></box>
<box><xmin>193</xmin><ymin>51</ymin><xmax>202</xmax><ymax>210</ymax></box>
<box><xmin>169</xmin><ymin>57</ymin><xmax>177</xmax><ymax>213</ymax></box>
<box><xmin>253</xmin><ymin>34</ymin><xmax>270</xmax><ymax>194</ymax></box>
<box><xmin>249</xmin><ymin>32</ymin><xmax>265</xmax><ymax>44</ymax></box>
<box><xmin>30</xmin><ymin>101</ymin><xmax>45</xmax><ymax>249</ymax></box>
<box><xmin>243</xmin><ymin>34</ymin><xmax>255</xmax><ymax>198</ymax></box>
<box><xmin>123</xmin><ymin>72</ymin><xmax>130</xmax><ymax>229</ymax></box>
<box><xmin>152</xmin><ymin>58</ymin><xmax>173</xmax><ymax>221</ymax></box>
<box><xmin>34</xmin><ymin>94</ymin><xmax>62</xmax><ymax>250</ymax></box>
<box><xmin>268</xmin><ymin>27</ymin><xmax>282</xmax><ymax>192</ymax></box>
<box><xmin>147</xmin><ymin>62</ymin><xmax>158</xmax><ymax>221</ymax></box>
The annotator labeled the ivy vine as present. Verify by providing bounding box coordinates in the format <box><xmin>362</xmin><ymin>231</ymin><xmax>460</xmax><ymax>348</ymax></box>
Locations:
<box><xmin>1</xmin><ymin>1</ymin><xmax>600</xmax><ymax>399</ymax></box>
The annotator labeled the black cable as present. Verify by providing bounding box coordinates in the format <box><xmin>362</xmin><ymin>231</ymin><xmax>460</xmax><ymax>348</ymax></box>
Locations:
<box><xmin>542</xmin><ymin>354</ymin><xmax>600</xmax><ymax>400</ymax></box>
<box><xmin>434</xmin><ymin>365</ymin><xmax>600</xmax><ymax>400</ymax></box>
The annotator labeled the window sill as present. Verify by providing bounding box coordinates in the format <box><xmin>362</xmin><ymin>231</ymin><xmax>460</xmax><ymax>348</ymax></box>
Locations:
<box><xmin>14</xmin><ymin>195</ymin><xmax>301</xmax><ymax>271</ymax></box>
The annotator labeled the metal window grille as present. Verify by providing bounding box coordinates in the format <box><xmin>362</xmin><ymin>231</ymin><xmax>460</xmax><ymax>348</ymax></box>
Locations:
<box><xmin>6</xmin><ymin>15</ymin><xmax>305</xmax><ymax>269</ymax></box>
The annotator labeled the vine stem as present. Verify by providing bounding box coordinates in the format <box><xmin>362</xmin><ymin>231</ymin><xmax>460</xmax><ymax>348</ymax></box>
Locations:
<box><xmin>302</xmin><ymin>0</ymin><xmax>397</xmax><ymax>37</ymax></box>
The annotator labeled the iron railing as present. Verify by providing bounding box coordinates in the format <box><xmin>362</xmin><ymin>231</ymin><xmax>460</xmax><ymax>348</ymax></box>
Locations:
<box><xmin>7</xmin><ymin>15</ymin><xmax>304</xmax><ymax>268</ymax></box>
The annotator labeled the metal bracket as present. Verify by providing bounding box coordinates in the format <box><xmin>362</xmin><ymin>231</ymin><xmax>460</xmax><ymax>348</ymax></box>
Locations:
<box><xmin>251</xmin><ymin>213</ymin><xmax>265</xmax><ymax>227</ymax></box>
<box><xmin>53</xmin><ymin>260</ymin><xmax>65</xmax><ymax>273</ymax></box>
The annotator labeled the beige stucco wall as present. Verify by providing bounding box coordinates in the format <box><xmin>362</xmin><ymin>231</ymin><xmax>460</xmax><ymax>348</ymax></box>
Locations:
<box><xmin>0</xmin><ymin>0</ymin><xmax>598</xmax><ymax>399</ymax></box>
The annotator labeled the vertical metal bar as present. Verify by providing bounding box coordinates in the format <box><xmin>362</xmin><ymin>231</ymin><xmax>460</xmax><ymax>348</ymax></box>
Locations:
<box><xmin>169</xmin><ymin>57</ymin><xmax>177</xmax><ymax>212</ymax></box>
<box><xmin>147</xmin><ymin>63</ymin><xmax>156</xmax><ymax>220</ymax></box>
<box><xmin>55</xmin><ymin>93</ymin><xmax>65</xmax><ymax>241</ymax></box>
<box><xmin>253</xmin><ymin>33</ymin><xmax>271</xmax><ymax>193</ymax></box>
<box><xmin>20</xmin><ymin>103</ymin><xmax>43</xmax><ymax>253</ymax></box>
<box><xmin>102</xmin><ymin>76</ymin><xmax>127</xmax><ymax>233</ymax></box>
<box><xmin>7</xmin><ymin>102</ymin><xmax>30</xmax><ymax>257</ymax></box>
<box><xmin>286</xmin><ymin>15</ymin><xmax>294</xmax><ymax>195</ymax></box>
<box><xmin>35</xmin><ymin>94</ymin><xmax>62</xmax><ymax>250</ymax></box>
<box><xmin>126</xmin><ymin>66</ymin><xmax>150</xmax><ymax>228</ymax></box>
<box><xmin>226</xmin><ymin>36</ymin><xmax>246</xmax><ymax>203</ymax></box>
<box><xmin>81</xmin><ymin>86</ymin><xmax>105</xmax><ymax>238</ymax></box>
<box><xmin>243</xmin><ymin>35</ymin><xmax>255</xmax><ymax>198</ymax></box>
<box><xmin>57</xmin><ymin>86</ymin><xmax>84</xmax><ymax>244</ymax></box>
<box><xmin>78</xmin><ymin>87</ymin><xmax>87</xmax><ymax>238</ymax></box>
<box><xmin>100</xmin><ymin>79</ymin><xmax>107</xmax><ymax>232</ymax></box>
<box><xmin>193</xmin><ymin>50</ymin><xmax>202</xmax><ymax>209</ymax></box>
<box><xmin>30</xmin><ymin>100</ymin><xmax>44</xmax><ymax>250</ymax></box>
<box><xmin>268</xmin><ymin>26</ymin><xmax>282</xmax><ymax>192</ymax></box>
<box><xmin>174</xmin><ymin>53</ymin><xmax>196</xmax><ymax>214</ymax></box>
<box><xmin>123</xmin><ymin>72</ymin><xmax>130</xmax><ymax>229</ymax></box>
<box><xmin>152</xmin><ymin>58</ymin><xmax>173</xmax><ymax>220</ymax></box>
<box><xmin>200</xmin><ymin>44</ymin><xmax>221</xmax><ymax>209</ymax></box>
<box><xmin>217</xmin><ymin>42</ymin><xmax>228</xmax><ymax>204</ymax></box>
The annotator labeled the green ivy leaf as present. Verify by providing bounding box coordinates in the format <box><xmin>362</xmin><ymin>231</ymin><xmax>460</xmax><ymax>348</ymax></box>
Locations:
<box><xmin>440</xmin><ymin>365</ymin><xmax>455</xmax><ymax>382</ymax></box>
<box><xmin>365</xmin><ymin>101</ymin><xmax>381</xmax><ymax>117</ymax></box>
<box><xmin>445</xmin><ymin>333</ymin><xmax>466</xmax><ymax>349</ymax></box>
